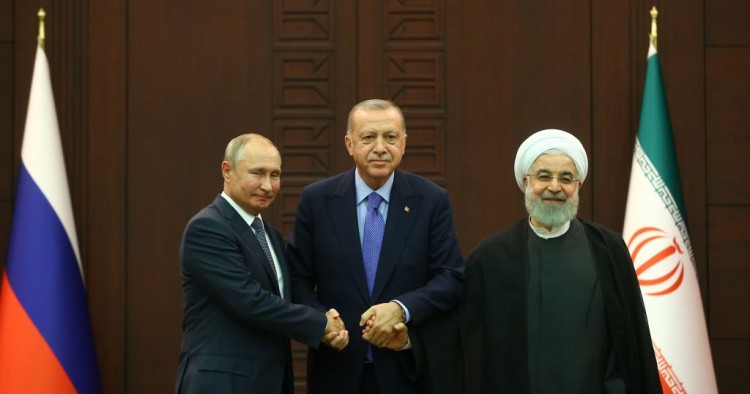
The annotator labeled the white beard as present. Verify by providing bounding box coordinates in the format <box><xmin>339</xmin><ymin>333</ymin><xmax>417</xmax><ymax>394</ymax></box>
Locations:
<box><xmin>524</xmin><ymin>184</ymin><xmax>579</xmax><ymax>227</ymax></box>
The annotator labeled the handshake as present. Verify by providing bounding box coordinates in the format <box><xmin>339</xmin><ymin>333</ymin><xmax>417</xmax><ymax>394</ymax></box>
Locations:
<box><xmin>322</xmin><ymin>301</ymin><xmax>409</xmax><ymax>351</ymax></box>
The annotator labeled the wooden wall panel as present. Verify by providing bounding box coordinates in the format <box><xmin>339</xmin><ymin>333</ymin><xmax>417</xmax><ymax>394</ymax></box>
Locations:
<box><xmin>708</xmin><ymin>207</ymin><xmax>750</xmax><ymax>390</ymax></box>
<box><xmin>358</xmin><ymin>0</ymin><xmax>447</xmax><ymax>186</ymax></box>
<box><xmin>712</xmin><ymin>341</ymin><xmax>750</xmax><ymax>394</ymax></box>
<box><xmin>446</xmin><ymin>0</ymin><xmax>592</xmax><ymax>252</ymax></box>
<box><xmin>706</xmin><ymin>0</ymin><xmax>750</xmax><ymax>46</ymax></box>
<box><xmin>87</xmin><ymin>0</ymin><xmax>127</xmax><ymax>392</ymax></box>
<box><xmin>271</xmin><ymin>1</ymin><xmax>358</xmax><ymax>387</ymax></box>
<box><xmin>127</xmin><ymin>2</ymin><xmax>276</xmax><ymax>392</ymax></box>
<box><xmin>0</xmin><ymin>0</ymin><xmax>11</xmax><ymax>41</ymax></box>
<box><xmin>591</xmin><ymin>0</ymin><xmax>632</xmax><ymax>231</ymax></box>
<box><xmin>271</xmin><ymin>0</ymin><xmax>357</xmax><ymax>238</ymax></box>
<box><xmin>704</xmin><ymin>2</ymin><xmax>750</xmax><ymax>388</ymax></box>
<box><xmin>708</xmin><ymin>207</ymin><xmax>750</xmax><ymax>337</ymax></box>
<box><xmin>706</xmin><ymin>49</ymin><xmax>750</xmax><ymax>205</ymax></box>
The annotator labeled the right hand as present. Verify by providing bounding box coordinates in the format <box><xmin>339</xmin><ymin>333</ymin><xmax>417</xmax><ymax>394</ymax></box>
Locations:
<box><xmin>362</xmin><ymin>311</ymin><xmax>409</xmax><ymax>350</ymax></box>
<box><xmin>322</xmin><ymin>308</ymin><xmax>348</xmax><ymax>350</ymax></box>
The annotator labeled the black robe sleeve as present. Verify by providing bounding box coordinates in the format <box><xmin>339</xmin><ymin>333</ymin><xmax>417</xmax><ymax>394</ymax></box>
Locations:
<box><xmin>583</xmin><ymin>220</ymin><xmax>662</xmax><ymax>394</ymax></box>
<box><xmin>406</xmin><ymin>222</ymin><xmax>531</xmax><ymax>393</ymax></box>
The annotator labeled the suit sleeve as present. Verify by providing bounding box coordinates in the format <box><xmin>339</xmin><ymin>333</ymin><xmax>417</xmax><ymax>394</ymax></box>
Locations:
<box><xmin>286</xmin><ymin>189</ymin><xmax>326</xmax><ymax>311</ymax></box>
<box><xmin>181</xmin><ymin>214</ymin><xmax>327</xmax><ymax>347</ymax></box>
<box><xmin>394</xmin><ymin>189</ymin><xmax>466</xmax><ymax>324</ymax></box>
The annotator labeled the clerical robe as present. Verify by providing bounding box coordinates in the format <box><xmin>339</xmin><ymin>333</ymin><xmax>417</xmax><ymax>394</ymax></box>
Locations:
<box><xmin>402</xmin><ymin>218</ymin><xmax>662</xmax><ymax>394</ymax></box>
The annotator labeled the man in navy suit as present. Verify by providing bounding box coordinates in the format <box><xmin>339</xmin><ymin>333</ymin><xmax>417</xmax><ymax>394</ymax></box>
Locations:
<box><xmin>176</xmin><ymin>133</ymin><xmax>348</xmax><ymax>394</ymax></box>
<box><xmin>287</xmin><ymin>100</ymin><xmax>466</xmax><ymax>393</ymax></box>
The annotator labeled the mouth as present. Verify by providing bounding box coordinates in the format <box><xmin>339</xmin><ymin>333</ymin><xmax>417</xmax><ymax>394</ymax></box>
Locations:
<box><xmin>541</xmin><ymin>195</ymin><xmax>566</xmax><ymax>203</ymax></box>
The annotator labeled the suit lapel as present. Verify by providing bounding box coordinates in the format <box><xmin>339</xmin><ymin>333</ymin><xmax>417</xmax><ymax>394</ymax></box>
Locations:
<box><xmin>213</xmin><ymin>195</ymin><xmax>281</xmax><ymax>296</ymax></box>
<box><xmin>372</xmin><ymin>170</ymin><xmax>421</xmax><ymax>301</ymax></box>
<box><xmin>325</xmin><ymin>170</ymin><xmax>371</xmax><ymax>304</ymax></box>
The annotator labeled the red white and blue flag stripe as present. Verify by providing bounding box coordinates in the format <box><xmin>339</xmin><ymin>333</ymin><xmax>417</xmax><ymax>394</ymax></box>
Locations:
<box><xmin>0</xmin><ymin>43</ymin><xmax>102</xmax><ymax>393</ymax></box>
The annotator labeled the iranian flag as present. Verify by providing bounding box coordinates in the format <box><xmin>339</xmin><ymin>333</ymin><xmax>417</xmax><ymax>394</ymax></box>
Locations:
<box><xmin>622</xmin><ymin>33</ymin><xmax>718</xmax><ymax>393</ymax></box>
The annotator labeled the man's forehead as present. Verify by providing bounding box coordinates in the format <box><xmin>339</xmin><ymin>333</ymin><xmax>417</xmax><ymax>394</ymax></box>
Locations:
<box><xmin>529</xmin><ymin>154</ymin><xmax>578</xmax><ymax>174</ymax></box>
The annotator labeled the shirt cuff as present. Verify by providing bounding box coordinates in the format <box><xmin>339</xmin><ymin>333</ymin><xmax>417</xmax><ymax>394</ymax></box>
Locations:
<box><xmin>391</xmin><ymin>299</ymin><xmax>411</xmax><ymax>323</ymax></box>
<box><xmin>398</xmin><ymin>336</ymin><xmax>412</xmax><ymax>351</ymax></box>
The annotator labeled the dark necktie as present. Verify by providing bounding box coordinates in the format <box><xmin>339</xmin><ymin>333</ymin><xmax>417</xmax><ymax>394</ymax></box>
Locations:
<box><xmin>362</xmin><ymin>192</ymin><xmax>385</xmax><ymax>361</ymax></box>
<box><xmin>362</xmin><ymin>192</ymin><xmax>384</xmax><ymax>296</ymax></box>
<box><xmin>251</xmin><ymin>217</ymin><xmax>278</xmax><ymax>280</ymax></box>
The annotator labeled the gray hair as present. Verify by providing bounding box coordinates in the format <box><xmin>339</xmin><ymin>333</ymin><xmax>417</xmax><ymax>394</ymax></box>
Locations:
<box><xmin>346</xmin><ymin>99</ymin><xmax>405</xmax><ymax>136</ymax></box>
<box><xmin>224</xmin><ymin>133</ymin><xmax>277</xmax><ymax>168</ymax></box>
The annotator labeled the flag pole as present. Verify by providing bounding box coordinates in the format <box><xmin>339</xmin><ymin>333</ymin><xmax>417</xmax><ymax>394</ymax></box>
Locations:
<box><xmin>649</xmin><ymin>6</ymin><xmax>658</xmax><ymax>50</ymax></box>
<box><xmin>37</xmin><ymin>8</ymin><xmax>45</xmax><ymax>49</ymax></box>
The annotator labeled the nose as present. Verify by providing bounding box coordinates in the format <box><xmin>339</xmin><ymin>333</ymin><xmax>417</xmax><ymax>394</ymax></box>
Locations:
<box><xmin>546</xmin><ymin>177</ymin><xmax>562</xmax><ymax>192</ymax></box>
<box><xmin>373</xmin><ymin>136</ymin><xmax>386</xmax><ymax>152</ymax></box>
<box><xmin>259</xmin><ymin>175</ymin><xmax>272</xmax><ymax>191</ymax></box>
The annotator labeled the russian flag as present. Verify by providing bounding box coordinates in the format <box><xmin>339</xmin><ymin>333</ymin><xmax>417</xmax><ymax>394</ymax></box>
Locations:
<box><xmin>0</xmin><ymin>39</ymin><xmax>102</xmax><ymax>393</ymax></box>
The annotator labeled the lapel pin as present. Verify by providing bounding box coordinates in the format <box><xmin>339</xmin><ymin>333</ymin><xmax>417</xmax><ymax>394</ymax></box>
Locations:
<box><xmin>404</xmin><ymin>206</ymin><xmax>410</xmax><ymax>213</ymax></box>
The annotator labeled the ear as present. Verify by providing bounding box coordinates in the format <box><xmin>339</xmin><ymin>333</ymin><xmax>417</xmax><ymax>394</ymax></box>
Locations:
<box><xmin>221</xmin><ymin>161</ymin><xmax>232</xmax><ymax>182</ymax></box>
<box><xmin>345</xmin><ymin>134</ymin><xmax>354</xmax><ymax>156</ymax></box>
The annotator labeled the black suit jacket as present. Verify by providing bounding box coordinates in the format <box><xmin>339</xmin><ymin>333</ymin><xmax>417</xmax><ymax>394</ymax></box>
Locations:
<box><xmin>176</xmin><ymin>195</ymin><xmax>327</xmax><ymax>394</ymax></box>
<box><xmin>287</xmin><ymin>169</ymin><xmax>466</xmax><ymax>394</ymax></box>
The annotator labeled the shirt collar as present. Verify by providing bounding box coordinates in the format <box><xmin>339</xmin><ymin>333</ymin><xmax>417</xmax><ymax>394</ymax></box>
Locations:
<box><xmin>221</xmin><ymin>191</ymin><xmax>261</xmax><ymax>227</ymax></box>
<box><xmin>354</xmin><ymin>169</ymin><xmax>394</xmax><ymax>205</ymax></box>
<box><xmin>528</xmin><ymin>217</ymin><xmax>571</xmax><ymax>239</ymax></box>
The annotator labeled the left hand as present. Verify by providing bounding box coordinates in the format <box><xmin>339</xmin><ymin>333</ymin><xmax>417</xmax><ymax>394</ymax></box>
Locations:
<box><xmin>359</xmin><ymin>302</ymin><xmax>405</xmax><ymax>348</ymax></box>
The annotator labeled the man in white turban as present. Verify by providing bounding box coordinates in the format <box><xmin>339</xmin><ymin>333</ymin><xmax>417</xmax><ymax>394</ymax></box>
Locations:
<box><xmin>513</xmin><ymin>128</ymin><xmax>588</xmax><ymax>191</ymax></box>
<box><xmin>383</xmin><ymin>129</ymin><xmax>662</xmax><ymax>394</ymax></box>
<box><xmin>514</xmin><ymin>128</ymin><xmax>588</xmax><ymax>233</ymax></box>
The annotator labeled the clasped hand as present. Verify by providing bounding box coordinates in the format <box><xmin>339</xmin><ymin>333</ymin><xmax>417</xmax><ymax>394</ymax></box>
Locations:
<box><xmin>322</xmin><ymin>308</ymin><xmax>349</xmax><ymax>350</ymax></box>
<box><xmin>359</xmin><ymin>302</ymin><xmax>409</xmax><ymax>350</ymax></box>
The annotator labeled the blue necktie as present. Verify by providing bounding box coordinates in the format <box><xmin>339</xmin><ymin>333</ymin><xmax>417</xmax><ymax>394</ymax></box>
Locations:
<box><xmin>251</xmin><ymin>217</ymin><xmax>278</xmax><ymax>280</ymax></box>
<box><xmin>362</xmin><ymin>192</ymin><xmax>384</xmax><ymax>361</ymax></box>
<box><xmin>362</xmin><ymin>192</ymin><xmax>384</xmax><ymax>296</ymax></box>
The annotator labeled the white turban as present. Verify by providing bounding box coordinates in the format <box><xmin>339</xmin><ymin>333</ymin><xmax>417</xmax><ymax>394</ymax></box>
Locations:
<box><xmin>513</xmin><ymin>129</ymin><xmax>588</xmax><ymax>191</ymax></box>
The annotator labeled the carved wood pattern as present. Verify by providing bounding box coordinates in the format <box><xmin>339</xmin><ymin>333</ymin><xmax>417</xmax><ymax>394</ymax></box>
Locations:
<box><xmin>385</xmin><ymin>0</ymin><xmax>445</xmax><ymax>184</ymax></box>
<box><xmin>273</xmin><ymin>2</ymin><xmax>336</xmax><ymax>390</ymax></box>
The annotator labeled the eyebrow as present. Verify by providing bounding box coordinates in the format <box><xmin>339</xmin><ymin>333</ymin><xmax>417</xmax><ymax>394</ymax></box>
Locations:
<box><xmin>534</xmin><ymin>169</ymin><xmax>575</xmax><ymax>176</ymax></box>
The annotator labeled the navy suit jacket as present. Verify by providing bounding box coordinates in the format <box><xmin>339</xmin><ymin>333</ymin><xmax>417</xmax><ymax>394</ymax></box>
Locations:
<box><xmin>287</xmin><ymin>169</ymin><xmax>466</xmax><ymax>394</ymax></box>
<box><xmin>176</xmin><ymin>195</ymin><xmax>327</xmax><ymax>394</ymax></box>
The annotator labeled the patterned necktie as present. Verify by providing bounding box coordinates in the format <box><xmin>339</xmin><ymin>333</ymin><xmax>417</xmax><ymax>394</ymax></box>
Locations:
<box><xmin>362</xmin><ymin>192</ymin><xmax>384</xmax><ymax>296</ymax></box>
<box><xmin>251</xmin><ymin>217</ymin><xmax>278</xmax><ymax>279</ymax></box>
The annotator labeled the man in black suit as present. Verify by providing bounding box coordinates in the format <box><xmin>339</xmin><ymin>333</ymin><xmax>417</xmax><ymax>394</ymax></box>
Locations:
<box><xmin>176</xmin><ymin>133</ymin><xmax>348</xmax><ymax>394</ymax></box>
<box><xmin>287</xmin><ymin>100</ymin><xmax>466</xmax><ymax>393</ymax></box>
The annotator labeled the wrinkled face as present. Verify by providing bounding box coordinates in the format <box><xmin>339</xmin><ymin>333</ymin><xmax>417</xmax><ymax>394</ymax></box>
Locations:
<box><xmin>523</xmin><ymin>154</ymin><xmax>581</xmax><ymax>229</ymax></box>
<box><xmin>345</xmin><ymin>107</ymin><xmax>407</xmax><ymax>190</ymax></box>
<box><xmin>222</xmin><ymin>141</ymin><xmax>281</xmax><ymax>216</ymax></box>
